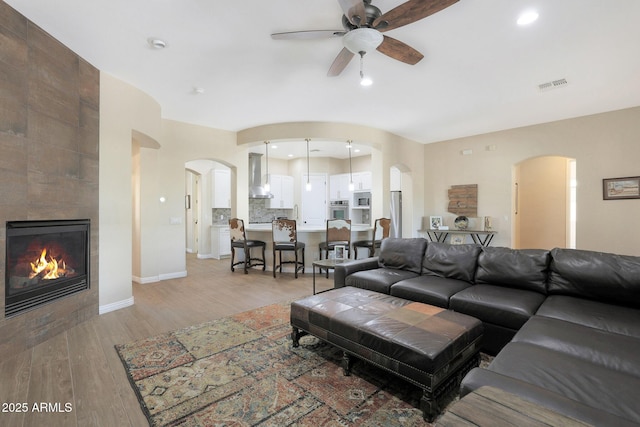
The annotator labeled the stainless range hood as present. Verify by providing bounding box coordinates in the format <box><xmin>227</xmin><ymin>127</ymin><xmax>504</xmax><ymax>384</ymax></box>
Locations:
<box><xmin>248</xmin><ymin>152</ymin><xmax>273</xmax><ymax>199</ymax></box>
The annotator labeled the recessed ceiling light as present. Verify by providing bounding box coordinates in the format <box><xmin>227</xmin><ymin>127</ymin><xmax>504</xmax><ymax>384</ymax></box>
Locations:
<box><xmin>148</xmin><ymin>38</ymin><xmax>167</xmax><ymax>49</ymax></box>
<box><xmin>287</xmin><ymin>154</ymin><xmax>294</xmax><ymax>158</ymax></box>
<box><xmin>517</xmin><ymin>10</ymin><xmax>539</xmax><ymax>26</ymax></box>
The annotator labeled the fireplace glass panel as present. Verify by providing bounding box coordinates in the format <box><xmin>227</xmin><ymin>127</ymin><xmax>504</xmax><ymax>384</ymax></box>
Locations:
<box><xmin>5</xmin><ymin>219</ymin><xmax>90</xmax><ymax>316</ymax></box>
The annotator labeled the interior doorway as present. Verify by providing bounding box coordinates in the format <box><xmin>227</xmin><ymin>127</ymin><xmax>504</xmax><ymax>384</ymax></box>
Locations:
<box><xmin>513</xmin><ymin>156</ymin><xmax>576</xmax><ymax>249</ymax></box>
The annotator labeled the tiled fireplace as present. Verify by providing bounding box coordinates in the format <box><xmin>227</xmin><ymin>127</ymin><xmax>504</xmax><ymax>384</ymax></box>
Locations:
<box><xmin>0</xmin><ymin>2</ymin><xmax>100</xmax><ymax>358</ymax></box>
<box><xmin>5</xmin><ymin>220</ymin><xmax>90</xmax><ymax>317</ymax></box>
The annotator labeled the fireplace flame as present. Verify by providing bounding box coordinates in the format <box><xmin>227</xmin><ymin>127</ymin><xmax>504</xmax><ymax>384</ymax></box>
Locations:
<box><xmin>29</xmin><ymin>248</ymin><xmax>70</xmax><ymax>280</ymax></box>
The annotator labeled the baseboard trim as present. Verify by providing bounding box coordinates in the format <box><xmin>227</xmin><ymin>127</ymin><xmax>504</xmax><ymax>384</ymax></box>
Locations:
<box><xmin>99</xmin><ymin>297</ymin><xmax>134</xmax><ymax>314</ymax></box>
<box><xmin>132</xmin><ymin>275</ymin><xmax>159</xmax><ymax>284</ymax></box>
<box><xmin>159</xmin><ymin>271</ymin><xmax>187</xmax><ymax>281</ymax></box>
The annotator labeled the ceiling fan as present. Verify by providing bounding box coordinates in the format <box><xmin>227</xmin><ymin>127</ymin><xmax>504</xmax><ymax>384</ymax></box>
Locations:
<box><xmin>271</xmin><ymin>0</ymin><xmax>459</xmax><ymax>77</ymax></box>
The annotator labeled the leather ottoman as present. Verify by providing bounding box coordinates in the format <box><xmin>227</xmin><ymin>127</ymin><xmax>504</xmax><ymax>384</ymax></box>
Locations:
<box><xmin>290</xmin><ymin>287</ymin><xmax>484</xmax><ymax>421</ymax></box>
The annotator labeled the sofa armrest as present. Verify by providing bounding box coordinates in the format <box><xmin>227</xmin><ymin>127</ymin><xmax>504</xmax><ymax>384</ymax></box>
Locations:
<box><xmin>334</xmin><ymin>257</ymin><xmax>379</xmax><ymax>288</ymax></box>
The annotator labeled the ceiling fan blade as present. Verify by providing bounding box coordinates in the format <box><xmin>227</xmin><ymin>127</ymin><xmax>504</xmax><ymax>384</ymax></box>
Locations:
<box><xmin>374</xmin><ymin>0</ymin><xmax>459</xmax><ymax>32</ymax></box>
<box><xmin>327</xmin><ymin>47</ymin><xmax>355</xmax><ymax>76</ymax></box>
<box><xmin>376</xmin><ymin>35</ymin><xmax>424</xmax><ymax>65</ymax></box>
<box><xmin>271</xmin><ymin>30</ymin><xmax>345</xmax><ymax>40</ymax></box>
<box><xmin>338</xmin><ymin>0</ymin><xmax>366</xmax><ymax>26</ymax></box>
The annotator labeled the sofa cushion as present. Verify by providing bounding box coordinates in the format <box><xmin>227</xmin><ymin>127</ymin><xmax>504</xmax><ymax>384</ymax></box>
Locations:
<box><xmin>535</xmin><ymin>295</ymin><xmax>640</xmax><ymax>339</ymax></box>
<box><xmin>449</xmin><ymin>284</ymin><xmax>545</xmax><ymax>330</ymax></box>
<box><xmin>486</xmin><ymin>342</ymin><xmax>640</xmax><ymax>424</ymax></box>
<box><xmin>549</xmin><ymin>248</ymin><xmax>640</xmax><ymax>308</ymax></box>
<box><xmin>512</xmin><ymin>315</ymin><xmax>640</xmax><ymax>378</ymax></box>
<box><xmin>475</xmin><ymin>247</ymin><xmax>549</xmax><ymax>294</ymax></box>
<box><xmin>461</xmin><ymin>368</ymin><xmax>639</xmax><ymax>427</ymax></box>
<box><xmin>378</xmin><ymin>238</ymin><xmax>427</xmax><ymax>274</ymax></box>
<box><xmin>345</xmin><ymin>268</ymin><xmax>419</xmax><ymax>294</ymax></box>
<box><xmin>421</xmin><ymin>242</ymin><xmax>481</xmax><ymax>282</ymax></box>
<box><xmin>389</xmin><ymin>275</ymin><xmax>472</xmax><ymax>308</ymax></box>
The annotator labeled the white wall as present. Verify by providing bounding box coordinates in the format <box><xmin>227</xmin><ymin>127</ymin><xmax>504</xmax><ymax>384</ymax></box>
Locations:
<box><xmin>99</xmin><ymin>73</ymin><xmax>162</xmax><ymax>308</ymax></box>
<box><xmin>424</xmin><ymin>107</ymin><xmax>640</xmax><ymax>256</ymax></box>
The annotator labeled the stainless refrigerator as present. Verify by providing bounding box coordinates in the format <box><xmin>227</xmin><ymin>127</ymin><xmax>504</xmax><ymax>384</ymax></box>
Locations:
<box><xmin>390</xmin><ymin>191</ymin><xmax>402</xmax><ymax>238</ymax></box>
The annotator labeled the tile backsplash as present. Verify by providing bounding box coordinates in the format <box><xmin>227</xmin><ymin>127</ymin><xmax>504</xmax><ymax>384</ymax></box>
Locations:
<box><xmin>249</xmin><ymin>199</ymin><xmax>291</xmax><ymax>223</ymax></box>
<box><xmin>212</xmin><ymin>208</ymin><xmax>231</xmax><ymax>224</ymax></box>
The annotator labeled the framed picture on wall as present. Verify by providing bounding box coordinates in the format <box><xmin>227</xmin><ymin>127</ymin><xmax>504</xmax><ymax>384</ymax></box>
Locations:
<box><xmin>603</xmin><ymin>176</ymin><xmax>640</xmax><ymax>200</ymax></box>
<box><xmin>430</xmin><ymin>216</ymin><xmax>443</xmax><ymax>230</ymax></box>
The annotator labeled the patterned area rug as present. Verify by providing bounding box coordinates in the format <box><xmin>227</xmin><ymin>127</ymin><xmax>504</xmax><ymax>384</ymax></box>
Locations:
<box><xmin>116</xmin><ymin>301</ymin><xmax>490</xmax><ymax>426</ymax></box>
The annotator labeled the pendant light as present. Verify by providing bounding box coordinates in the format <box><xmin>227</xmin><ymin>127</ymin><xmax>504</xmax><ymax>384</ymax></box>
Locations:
<box><xmin>305</xmin><ymin>138</ymin><xmax>312</xmax><ymax>191</ymax></box>
<box><xmin>348</xmin><ymin>140</ymin><xmax>355</xmax><ymax>191</ymax></box>
<box><xmin>263</xmin><ymin>141</ymin><xmax>271</xmax><ymax>192</ymax></box>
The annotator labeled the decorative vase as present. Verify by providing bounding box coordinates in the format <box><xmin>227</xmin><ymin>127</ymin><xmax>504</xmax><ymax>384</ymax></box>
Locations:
<box><xmin>454</xmin><ymin>216</ymin><xmax>469</xmax><ymax>230</ymax></box>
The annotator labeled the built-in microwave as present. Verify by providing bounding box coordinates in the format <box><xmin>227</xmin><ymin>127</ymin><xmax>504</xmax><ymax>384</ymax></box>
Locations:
<box><xmin>330</xmin><ymin>200</ymin><xmax>349</xmax><ymax>220</ymax></box>
<box><xmin>357</xmin><ymin>197</ymin><xmax>370</xmax><ymax>206</ymax></box>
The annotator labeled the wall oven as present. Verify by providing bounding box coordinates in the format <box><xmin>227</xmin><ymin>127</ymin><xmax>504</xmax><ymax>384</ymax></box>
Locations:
<box><xmin>330</xmin><ymin>201</ymin><xmax>349</xmax><ymax>220</ymax></box>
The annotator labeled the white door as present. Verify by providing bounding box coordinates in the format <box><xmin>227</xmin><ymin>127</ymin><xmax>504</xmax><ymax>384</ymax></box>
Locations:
<box><xmin>302</xmin><ymin>174</ymin><xmax>327</xmax><ymax>227</ymax></box>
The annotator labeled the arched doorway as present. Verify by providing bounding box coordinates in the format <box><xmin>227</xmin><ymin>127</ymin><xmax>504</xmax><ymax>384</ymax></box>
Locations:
<box><xmin>185</xmin><ymin>159</ymin><xmax>234</xmax><ymax>259</ymax></box>
<box><xmin>513</xmin><ymin>156</ymin><xmax>576</xmax><ymax>249</ymax></box>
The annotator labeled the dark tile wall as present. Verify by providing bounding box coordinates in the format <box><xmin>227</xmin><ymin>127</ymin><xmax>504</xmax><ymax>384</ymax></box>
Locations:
<box><xmin>0</xmin><ymin>2</ymin><xmax>99</xmax><ymax>358</ymax></box>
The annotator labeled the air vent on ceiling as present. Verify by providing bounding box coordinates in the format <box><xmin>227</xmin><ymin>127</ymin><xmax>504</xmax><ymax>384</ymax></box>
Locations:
<box><xmin>538</xmin><ymin>78</ymin><xmax>568</xmax><ymax>92</ymax></box>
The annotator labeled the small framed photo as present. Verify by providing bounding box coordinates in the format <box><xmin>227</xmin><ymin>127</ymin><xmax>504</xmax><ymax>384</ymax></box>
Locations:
<box><xmin>334</xmin><ymin>245</ymin><xmax>346</xmax><ymax>260</ymax></box>
<box><xmin>430</xmin><ymin>216</ymin><xmax>443</xmax><ymax>230</ymax></box>
<box><xmin>603</xmin><ymin>176</ymin><xmax>640</xmax><ymax>200</ymax></box>
<box><xmin>450</xmin><ymin>235</ymin><xmax>465</xmax><ymax>245</ymax></box>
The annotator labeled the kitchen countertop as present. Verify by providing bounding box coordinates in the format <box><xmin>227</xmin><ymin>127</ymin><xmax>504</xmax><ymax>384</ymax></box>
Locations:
<box><xmin>246</xmin><ymin>223</ymin><xmax>372</xmax><ymax>232</ymax></box>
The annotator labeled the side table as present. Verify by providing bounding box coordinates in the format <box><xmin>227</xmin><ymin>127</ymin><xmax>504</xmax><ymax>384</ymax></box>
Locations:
<box><xmin>312</xmin><ymin>259</ymin><xmax>343</xmax><ymax>294</ymax></box>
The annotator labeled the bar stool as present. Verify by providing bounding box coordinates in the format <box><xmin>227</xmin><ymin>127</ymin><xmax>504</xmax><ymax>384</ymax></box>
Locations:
<box><xmin>272</xmin><ymin>219</ymin><xmax>305</xmax><ymax>278</ymax></box>
<box><xmin>352</xmin><ymin>218</ymin><xmax>391</xmax><ymax>259</ymax></box>
<box><xmin>229</xmin><ymin>218</ymin><xmax>266</xmax><ymax>274</ymax></box>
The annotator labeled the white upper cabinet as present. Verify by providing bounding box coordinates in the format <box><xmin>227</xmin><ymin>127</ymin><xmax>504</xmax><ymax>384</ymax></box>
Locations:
<box><xmin>212</xmin><ymin>168</ymin><xmax>231</xmax><ymax>208</ymax></box>
<box><xmin>352</xmin><ymin>171</ymin><xmax>372</xmax><ymax>191</ymax></box>
<box><xmin>268</xmin><ymin>174</ymin><xmax>294</xmax><ymax>209</ymax></box>
<box><xmin>329</xmin><ymin>174</ymin><xmax>350</xmax><ymax>200</ymax></box>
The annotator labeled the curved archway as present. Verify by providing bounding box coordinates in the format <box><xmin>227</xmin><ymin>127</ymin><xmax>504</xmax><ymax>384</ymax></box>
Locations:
<box><xmin>513</xmin><ymin>156</ymin><xmax>576</xmax><ymax>249</ymax></box>
<box><xmin>185</xmin><ymin>159</ymin><xmax>236</xmax><ymax>259</ymax></box>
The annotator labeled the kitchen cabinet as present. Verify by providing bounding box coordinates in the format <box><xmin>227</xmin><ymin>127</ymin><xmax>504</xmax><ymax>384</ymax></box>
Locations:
<box><xmin>211</xmin><ymin>226</ymin><xmax>231</xmax><ymax>259</ymax></box>
<box><xmin>212</xmin><ymin>168</ymin><xmax>231</xmax><ymax>208</ymax></box>
<box><xmin>329</xmin><ymin>173</ymin><xmax>350</xmax><ymax>200</ymax></box>
<box><xmin>352</xmin><ymin>171</ymin><xmax>372</xmax><ymax>191</ymax></box>
<box><xmin>268</xmin><ymin>174</ymin><xmax>294</xmax><ymax>209</ymax></box>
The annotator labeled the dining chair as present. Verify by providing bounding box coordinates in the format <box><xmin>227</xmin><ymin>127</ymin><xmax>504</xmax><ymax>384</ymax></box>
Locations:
<box><xmin>272</xmin><ymin>219</ymin><xmax>305</xmax><ymax>278</ymax></box>
<box><xmin>229</xmin><ymin>218</ymin><xmax>266</xmax><ymax>274</ymax></box>
<box><xmin>352</xmin><ymin>217</ymin><xmax>391</xmax><ymax>259</ymax></box>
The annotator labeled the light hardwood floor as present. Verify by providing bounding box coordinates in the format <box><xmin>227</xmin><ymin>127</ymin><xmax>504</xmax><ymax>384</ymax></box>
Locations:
<box><xmin>0</xmin><ymin>255</ymin><xmax>332</xmax><ymax>427</ymax></box>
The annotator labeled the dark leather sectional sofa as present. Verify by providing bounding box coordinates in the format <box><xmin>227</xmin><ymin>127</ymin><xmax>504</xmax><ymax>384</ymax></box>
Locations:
<box><xmin>333</xmin><ymin>238</ymin><xmax>640</xmax><ymax>426</ymax></box>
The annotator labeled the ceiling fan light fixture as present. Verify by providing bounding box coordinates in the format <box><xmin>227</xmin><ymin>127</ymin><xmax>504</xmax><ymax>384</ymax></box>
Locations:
<box><xmin>342</xmin><ymin>28</ymin><xmax>383</xmax><ymax>54</ymax></box>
